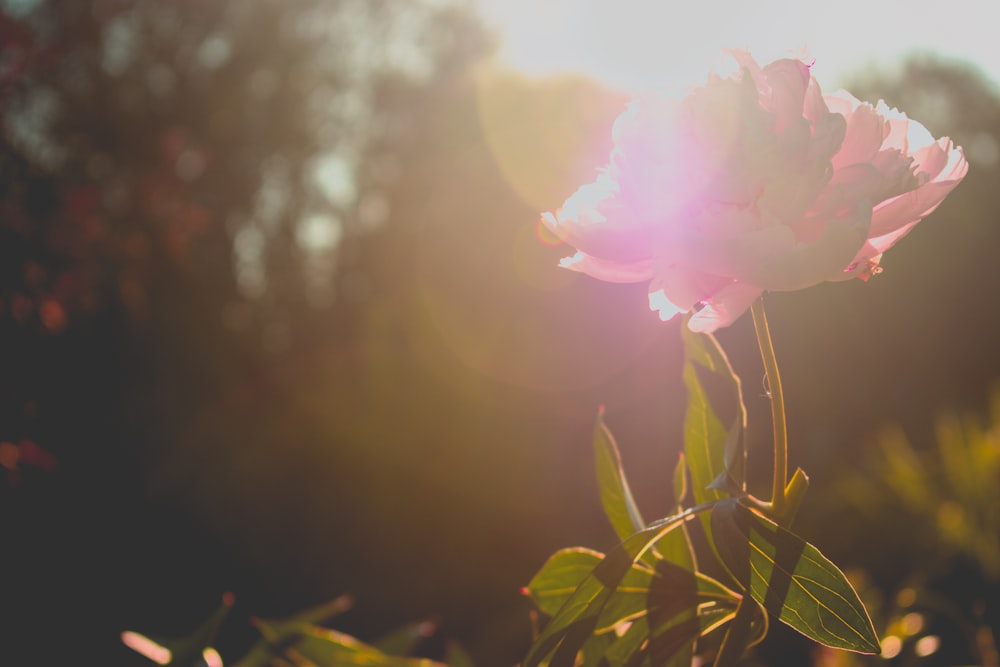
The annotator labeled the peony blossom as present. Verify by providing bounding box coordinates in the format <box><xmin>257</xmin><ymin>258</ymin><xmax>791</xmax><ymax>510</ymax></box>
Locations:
<box><xmin>541</xmin><ymin>51</ymin><xmax>968</xmax><ymax>332</ymax></box>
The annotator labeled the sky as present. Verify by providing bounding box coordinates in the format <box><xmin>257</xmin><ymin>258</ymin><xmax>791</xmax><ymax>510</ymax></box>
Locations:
<box><xmin>472</xmin><ymin>0</ymin><xmax>998</xmax><ymax>95</ymax></box>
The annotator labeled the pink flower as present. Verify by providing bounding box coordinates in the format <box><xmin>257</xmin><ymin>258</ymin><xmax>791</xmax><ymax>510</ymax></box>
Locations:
<box><xmin>541</xmin><ymin>51</ymin><xmax>968</xmax><ymax>332</ymax></box>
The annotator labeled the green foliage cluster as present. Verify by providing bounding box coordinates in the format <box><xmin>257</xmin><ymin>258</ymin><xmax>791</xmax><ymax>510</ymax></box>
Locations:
<box><xmin>523</xmin><ymin>321</ymin><xmax>880</xmax><ymax>666</ymax></box>
<box><xmin>806</xmin><ymin>391</ymin><xmax>1000</xmax><ymax>666</ymax></box>
<box><xmin>123</xmin><ymin>594</ymin><xmax>475</xmax><ymax>667</ymax></box>
<box><xmin>841</xmin><ymin>393</ymin><xmax>1000</xmax><ymax>582</ymax></box>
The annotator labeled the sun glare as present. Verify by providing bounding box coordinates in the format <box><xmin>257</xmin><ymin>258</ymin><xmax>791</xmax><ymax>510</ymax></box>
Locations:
<box><xmin>473</xmin><ymin>0</ymin><xmax>1000</xmax><ymax>93</ymax></box>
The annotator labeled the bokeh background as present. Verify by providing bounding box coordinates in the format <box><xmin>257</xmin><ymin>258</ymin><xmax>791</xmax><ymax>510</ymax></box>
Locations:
<box><xmin>1</xmin><ymin>1</ymin><xmax>998</xmax><ymax>665</ymax></box>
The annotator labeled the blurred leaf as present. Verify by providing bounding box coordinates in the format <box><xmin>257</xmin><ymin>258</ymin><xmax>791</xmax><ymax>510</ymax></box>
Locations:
<box><xmin>594</xmin><ymin>407</ymin><xmax>646</xmax><ymax>541</ymax></box>
<box><xmin>576</xmin><ymin>631</ymin><xmax>616</xmax><ymax>667</ymax></box>
<box><xmin>681</xmin><ymin>322</ymin><xmax>746</xmax><ymax>503</ymax></box>
<box><xmin>523</xmin><ymin>504</ymin><xmax>714</xmax><ymax>667</ymax></box>
<box><xmin>710</xmin><ymin>500</ymin><xmax>880</xmax><ymax>654</ymax></box>
<box><xmin>122</xmin><ymin>594</ymin><xmax>233</xmax><ymax>666</ymax></box>
<box><xmin>286</xmin><ymin>626</ymin><xmax>444</xmax><ymax>667</ymax></box>
<box><xmin>233</xmin><ymin>595</ymin><xmax>354</xmax><ymax>667</ymax></box>
<box><xmin>672</xmin><ymin>453</ymin><xmax>688</xmax><ymax>508</ymax></box>
<box><xmin>373</xmin><ymin>618</ymin><xmax>437</xmax><ymax>656</ymax></box>
<box><xmin>443</xmin><ymin>641</ymin><xmax>475</xmax><ymax>667</ymax></box>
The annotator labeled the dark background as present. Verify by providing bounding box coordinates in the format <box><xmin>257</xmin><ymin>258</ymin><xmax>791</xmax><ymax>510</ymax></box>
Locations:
<box><xmin>1</xmin><ymin>2</ymin><xmax>998</xmax><ymax>665</ymax></box>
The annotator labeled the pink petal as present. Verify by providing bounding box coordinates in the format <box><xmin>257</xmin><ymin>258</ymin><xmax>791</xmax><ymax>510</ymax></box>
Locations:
<box><xmin>809</xmin><ymin>163</ymin><xmax>883</xmax><ymax>223</ymax></box>
<box><xmin>543</xmin><ymin>176</ymin><xmax>658</xmax><ymax>263</ymax></box>
<box><xmin>559</xmin><ymin>250</ymin><xmax>655</xmax><ymax>283</ymax></box>
<box><xmin>745</xmin><ymin>202</ymin><xmax>873</xmax><ymax>290</ymax></box>
<box><xmin>867</xmin><ymin>220</ymin><xmax>922</xmax><ymax>255</ymax></box>
<box><xmin>806</xmin><ymin>109</ymin><xmax>846</xmax><ymax>164</ymax></box>
<box><xmin>831</xmin><ymin>104</ymin><xmax>887</xmax><ymax>170</ymax></box>
<box><xmin>869</xmin><ymin>143</ymin><xmax>967</xmax><ymax>237</ymax></box>
<box><xmin>874</xmin><ymin>101</ymin><xmax>914</xmax><ymax>152</ymax></box>
<box><xmin>912</xmin><ymin>140</ymin><xmax>949</xmax><ymax>179</ymax></box>
<box><xmin>687</xmin><ymin>282</ymin><xmax>763</xmax><ymax>333</ymax></box>
<box><xmin>880</xmin><ymin>104</ymin><xmax>936</xmax><ymax>152</ymax></box>
<box><xmin>823</xmin><ymin>89</ymin><xmax>862</xmax><ymax>117</ymax></box>
<box><xmin>761</xmin><ymin>58</ymin><xmax>810</xmax><ymax>134</ymax></box>
<box><xmin>648</xmin><ymin>288</ymin><xmax>685</xmax><ymax>322</ymax></box>
<box><xmin>912</xmin><ymin>137</ymin><xmax>967</xmax><ymax>184</ymax></box>
<box><xmin>802</xmin><ymin>77</ymin><xmax>829</xmax><ymax>124</ymax></box>
<box><xmin>845</xmin><ymin>218</ymin><xmax>924</xmax><ymax>269</ymax></box>
<box><xmin>648</xmin><ymin>263</ymin><xmax>732</xmax><ymax>312</ymax></box>
<box><xmin>869</xmin><ymin>179</ymin><xmax>955</xmax><ymax>237</ymax></box>
<box><xmin>676</xmin><ymin>225</ymin><xmax>796</xmax><ymax>281</ymax></box>
<box><xmin>729</xmin><ymin>49</ymin><xmax>766</xmax><ymax>93</ymax></box>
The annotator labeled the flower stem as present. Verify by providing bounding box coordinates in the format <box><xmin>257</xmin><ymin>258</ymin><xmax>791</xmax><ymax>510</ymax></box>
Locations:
<box><xmin>751</xmin><ymin>297</ymin><xmax>787</xmax><ymax>519</ymax></box>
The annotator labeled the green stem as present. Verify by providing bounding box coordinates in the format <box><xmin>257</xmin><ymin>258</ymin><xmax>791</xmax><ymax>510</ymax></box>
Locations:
<box><xmin>713</xmin><ymin>596</ymin><xmax>759</xmax><ymax>667</ymax></box>
<box><xmin>712</xmin><ymin>299</ymin><xmax>790</xmax><ymax>666</ymax></box>
<box><xmin>750</xmin><ymin>297</ymin><xmax>787</xmax><ymax>519</ymax></box>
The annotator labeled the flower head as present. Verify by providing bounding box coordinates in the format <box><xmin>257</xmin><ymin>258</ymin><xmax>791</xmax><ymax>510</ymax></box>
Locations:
<box><xmin>542</xmin><ymin>51</ymin><xmax>968</xmax><ymax>332</ymax></box>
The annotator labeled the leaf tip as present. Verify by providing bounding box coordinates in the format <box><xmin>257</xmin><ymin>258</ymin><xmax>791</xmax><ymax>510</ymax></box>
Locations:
<box><xmin>121</xmin><ymin>631</ymin><xmax>171</xmax><ymax>665</ymax></box>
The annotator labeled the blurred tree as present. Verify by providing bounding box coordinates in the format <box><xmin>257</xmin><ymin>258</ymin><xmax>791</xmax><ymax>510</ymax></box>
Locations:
<box><xmin>0</xmin><ymin>2</ymin><xmax>672</xmax><ymax>665</ymax></box>
<box><xmin>0</xmin><ymin>1</ymin><xmax>501</xmax><ymax>663</ymax></box>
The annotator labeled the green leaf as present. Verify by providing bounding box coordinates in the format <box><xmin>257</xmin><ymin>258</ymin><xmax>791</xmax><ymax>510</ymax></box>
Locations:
<box><xmin>232</xmin><ymin>594</ymin><xmax>355</xmax><ymax>667</ymax></box>
<box><xmin>526</xmin><ymin>543</ymin><xmax>741</xmax><ymax>667</ymax></box>
<box><xmin>633</xmin><ymin>560</ymin><xmax>732</xmax><ymax>667</ymax></box>
<box><xmin>523</xmin><ymin>504</ymin><xmax>715</xmax><ymax>667</ymax></box>
<box><xmin>288</xmin><ymin>626</ymin><xmax>444</xmax><ymax>667</ymax></box>
<box><xmin>681</xmin><ymin>322</ymin><xmax>746</xmax><ymax>502</ymax></box>
<box><xmin>584</xmin><ymin>575</ymin><xmax>737</xmax><ymax>667</ymax></box>
<box><xmin>650</xmin><ymin>452</ymin><xmax>696</xmax><ymax>577</ymax></box>
<box><xmin>526</xmin><ymin>547</ymin><xmax>655</xmax><ymax>629</ymax></box>
<box><xmin>594</xmin><ymin>406</ymin><xmax>700</xmax><ymax>579</ymax></box>
<box><xmin>672</xmin><ymin>453</ymin><xmax>688</xmax><ymax>507</ymax></box>
<box><xmin>443</xmin><ymin>641</ymin><xmax>475</xmax><ymax>667</ymax></box>
<box><xmin>594</xmin><ymin>408</ymin><xmax>646</xmax><ymax>541</ymax></box>
<box><xmin>373</xmin><ymin>619</ymin><xmax>437</xmax><ymax>656</ymax></box>
<box><xmin>122</xmin><ymin>593</ymin><xmax>233</xmax><ymax>666</ymax></box>
<box><xmin>710</xmin><ymin>499</ymin><xmax>880</xmax><ymax>654</ymax></box>
<box><xmin>603</xmin><ymin>604</ymin><xmax>736</xmax><ymax>667</ymax></box>
<box><xmin>593</xmin><ymin>409</ymin><xmax>696</xmax><ymax>581</ymax></box>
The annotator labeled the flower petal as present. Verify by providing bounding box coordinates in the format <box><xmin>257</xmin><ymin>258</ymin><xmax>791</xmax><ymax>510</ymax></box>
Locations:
<box><xmin>761</xmin><ymin>58</ymin><xmax>810</xmax><ymax>135</ymax></box>
<box><xmin>648</xmin><ymin>262</ymin><xmax>733</xmax><ymax>312</ymax></box>
<box><xmin>831</xmin><ymin>103</ymin><xmax>887</xmax><ymax>170</ymax></box>
<box><xmin>558</xmin><ymin>250</ymin><xmax>655</xmax><ymax>283</ymax></box>
<box><xmin>648</xmin><ymin>288</ymin><xmax>685</xmax><ymax>322</ymax></box>
<box><xmin>869</xmin><ymin>141</ymin><xmax>968</xmax><ymax>237</ymax></box>
<box><xmin>687</xmin><ymin>282</ymin><xmax>763</xmax><ymax>333</ymax></box>
<box><xmin>746</xmin><ymin>202</ymin><xmax>873</xmax><ymax>290</ymax></box>
<box><xmin>537</xmin><ymin>52</ymin><xmax>966</xmax><ymax>331</ymax></box>
<box><xmin>676</xmin><ymin>224</ymin><xmax>796</xmax><ymax>281</ymax></box>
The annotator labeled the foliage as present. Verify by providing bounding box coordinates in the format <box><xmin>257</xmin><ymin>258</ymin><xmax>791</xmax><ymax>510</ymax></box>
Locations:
<box><xmin>805</xmin><ymin>389</ymin><xmax>1000</xmax><ymax>666</ymax></box>
<box><xmin>122</xmin><ymin>593</ymin><xmax>472</xmax><ymax>667</ymax></box>
<box><xmin>523</xmin><ymin>316</ymin><xmax>879</xmax><ymax>666</ymax></box>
